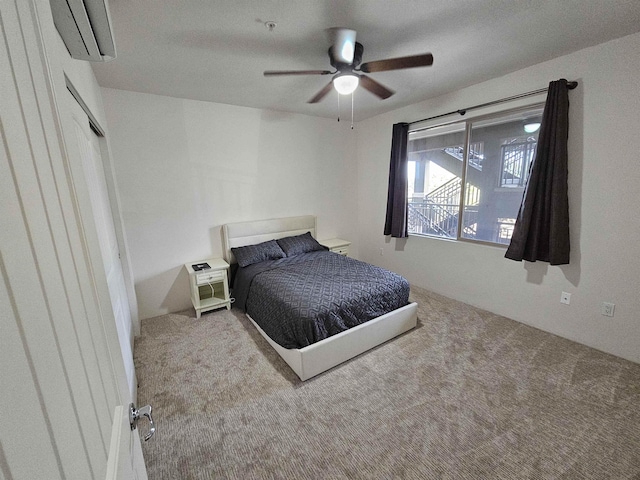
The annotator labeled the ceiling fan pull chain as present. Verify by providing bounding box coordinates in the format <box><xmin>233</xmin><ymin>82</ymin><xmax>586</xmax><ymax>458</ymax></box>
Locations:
<box><xmin>351</xmin><ymin>92</ymin><xmax>354</xmax><ymax>129</ymax></box>
<box><xmin>337</xmin><ymin>93</ymin><xmax>340</xmax><ymax>122</ymax></box>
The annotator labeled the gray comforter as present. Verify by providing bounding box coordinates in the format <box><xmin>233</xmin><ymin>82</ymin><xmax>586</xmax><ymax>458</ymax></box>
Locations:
<box><xmin>233</xmin><ymin>251</ymin><xmax>410</xmax><ymax>349</ymax></box>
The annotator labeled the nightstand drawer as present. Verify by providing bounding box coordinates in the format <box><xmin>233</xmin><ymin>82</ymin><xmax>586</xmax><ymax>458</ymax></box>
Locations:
<box><xmin>196</xmin><ymin>270</ymin><xmax>225</xmax><ymax>285</ymax></box>
<box><xmin>332</xmin><ymin>246</ymin><xmax>349</xmax><ymax>255</ymax></box>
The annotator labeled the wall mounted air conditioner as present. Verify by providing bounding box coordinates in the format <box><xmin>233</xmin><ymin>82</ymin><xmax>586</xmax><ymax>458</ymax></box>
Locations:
<box><xmin>50</xmin><ymin>0</ymin><xmax>116</xmax><ymax>62</ymax></box>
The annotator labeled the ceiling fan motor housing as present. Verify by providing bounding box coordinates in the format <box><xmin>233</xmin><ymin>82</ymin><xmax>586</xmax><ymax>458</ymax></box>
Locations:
<box><xmin>329</xmin><ymin>42</ymin><xmax>364</xmax><ymax>71</ymax></box>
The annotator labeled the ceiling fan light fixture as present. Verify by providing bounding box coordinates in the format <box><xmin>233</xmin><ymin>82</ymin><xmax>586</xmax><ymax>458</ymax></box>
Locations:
<box><xmin>333</xmin><ymin>73</ymin><xmax>359</xmax><ymax>95</ymax></box>
<box><xmin>524</xmin><ymin>122</ymin><xmax>541</xmax><ymax>133</ymax></box>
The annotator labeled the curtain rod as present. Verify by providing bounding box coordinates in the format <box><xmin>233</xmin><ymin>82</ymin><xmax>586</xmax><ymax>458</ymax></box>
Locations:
<box><xmin>408</xmin><ymin>80</ymin><xmax>578</xmax><ymax>126</ymax></box>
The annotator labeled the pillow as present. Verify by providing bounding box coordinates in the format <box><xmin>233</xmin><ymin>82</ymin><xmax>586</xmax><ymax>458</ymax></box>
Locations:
<box><xmin>231</xmin><ymin>240</ymin><xmax>286</xmax><ymax>267</ymax></box>
<box><xmin>277</xmin><ymin>232</ymin><xmax>327</xmax><ymax>257</ymax></box>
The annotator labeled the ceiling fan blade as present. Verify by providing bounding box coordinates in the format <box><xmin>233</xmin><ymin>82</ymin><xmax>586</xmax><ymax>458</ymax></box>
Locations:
<box><xmin>329</xmin><ymin>28</ymin><xmax>357</xmax><ymax>64</ymax></box>
<box><xmin>308</xmin><ymin>82</ymin><xmax>334</xmax><ymax>104</ymax></box>
<box><xmin>264</xmin><ymin>70</ymin><xmax>332</xmax><ymax>76</ymax></box>
<box><xmin>359</xmin><ymin>53</ymin><xmax>433</xmax><ymax>73</ymax></box>
<box><xmin>359</xmin><ymin>75</ymin><xmax>395</xmax><ymax>100</ymax></box>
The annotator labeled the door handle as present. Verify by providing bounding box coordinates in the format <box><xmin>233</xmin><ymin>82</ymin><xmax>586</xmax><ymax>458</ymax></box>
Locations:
<box><xmin>129</xmin><ymin>403</ymin><xmax>155</xmax><ymax>441</ymax></box>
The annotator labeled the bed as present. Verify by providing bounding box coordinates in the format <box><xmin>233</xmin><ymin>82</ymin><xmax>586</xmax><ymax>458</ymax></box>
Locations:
<box><xmin>222</xmin><ymin>215</ymin><xmax>418</xmax><ymax>381</ymax></box>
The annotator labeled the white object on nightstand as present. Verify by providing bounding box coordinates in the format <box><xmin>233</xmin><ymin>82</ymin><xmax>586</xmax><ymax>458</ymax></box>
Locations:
<box><xmin>320</xmin><ymin>238</ymin><xmax>351</xmax><ymax>256</ymax></box>
<box><xmin>184</xmin><ymin>257</ymin><xmax>231</xmax><ymax>318</ymax></box>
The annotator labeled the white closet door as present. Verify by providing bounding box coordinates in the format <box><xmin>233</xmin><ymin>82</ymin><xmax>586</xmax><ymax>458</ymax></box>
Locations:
<box><xmin>67</xmin><ymin>92</ymin><xmax>137</xmax><ymax>399</ymax></box>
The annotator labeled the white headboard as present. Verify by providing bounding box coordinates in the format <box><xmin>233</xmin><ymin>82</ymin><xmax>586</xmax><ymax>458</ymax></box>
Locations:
<box><xmin>222</xmin><ymin>215</ymin><xmax>317</xmax><ymax>264</ymax></box>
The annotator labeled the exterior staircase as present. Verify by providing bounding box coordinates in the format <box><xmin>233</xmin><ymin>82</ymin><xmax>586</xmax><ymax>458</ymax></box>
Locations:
<box><xmin>408</xmin><ymin>176</ymin><xmax>480</xmax><ymax>238</ymax></box>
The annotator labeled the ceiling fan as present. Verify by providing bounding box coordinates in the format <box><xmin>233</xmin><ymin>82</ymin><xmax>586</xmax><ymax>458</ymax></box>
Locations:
<box><xmin>264</xmin><ymin>28</ymin><xmax>434</xmax><ymax>104</ymax></box>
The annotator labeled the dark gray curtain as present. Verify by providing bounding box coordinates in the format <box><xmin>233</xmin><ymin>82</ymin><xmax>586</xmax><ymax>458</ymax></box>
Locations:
<box><xmin>384</xmin><ymin>122</ymin><xmax>410</xmax><ymax>238</ymax></box>
<box><xmin>505</xmin><ymin>79</ymin><xmax>570</xmax><ymax>265</ymax></box>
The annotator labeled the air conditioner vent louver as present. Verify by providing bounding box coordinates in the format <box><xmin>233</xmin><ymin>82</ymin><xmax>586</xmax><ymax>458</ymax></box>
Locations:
<box><xmin>50</xmin><ymin>0</ymin><xmax>116</xmax><ymax>62</ymax></box>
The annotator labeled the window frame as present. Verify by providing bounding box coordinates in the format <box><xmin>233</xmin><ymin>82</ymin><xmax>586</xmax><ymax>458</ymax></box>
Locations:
<box><xmin>407</xmin><ymin>102</ymin><xmax>545</xmax><ymax>248</ymax></box>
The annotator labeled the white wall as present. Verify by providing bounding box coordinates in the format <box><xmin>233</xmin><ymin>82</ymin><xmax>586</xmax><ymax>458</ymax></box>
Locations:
<box><xmin>356</xmin><ymin>32</ymin><xmax>640</xmax><ymax>364</ymax></box>
<box><xmin>102</xmin><ymin>89</ymin><xmax>358</xmax><ymax>320</ymax></box>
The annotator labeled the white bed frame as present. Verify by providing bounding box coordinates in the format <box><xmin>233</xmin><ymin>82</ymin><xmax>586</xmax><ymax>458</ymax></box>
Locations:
<box><xmin>222</xmin><ymin>215</ymin><xmax>418</xmax><ymax>381</ymax></box>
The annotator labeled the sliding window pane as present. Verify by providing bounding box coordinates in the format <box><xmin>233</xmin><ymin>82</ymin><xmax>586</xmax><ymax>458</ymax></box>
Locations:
<box><xmin>461</xmin><ymin>107</ymin><xmax>543</xmax><ymax>244</ymax></box>
<box><xmin>407</xmin><ymin>122</ymin><xmax>465</xmax><ymax>238</ymax></box>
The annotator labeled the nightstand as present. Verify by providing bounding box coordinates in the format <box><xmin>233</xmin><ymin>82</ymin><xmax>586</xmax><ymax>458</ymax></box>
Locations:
<box><xmin>320</xmin><ymin>238</ymin><xmax>351</xmax><ymax>256</ymax></box>
<box><xmin>184</xmin><ymin>257</ymin><xmax>231</xmax><ymax>318</ymax></box>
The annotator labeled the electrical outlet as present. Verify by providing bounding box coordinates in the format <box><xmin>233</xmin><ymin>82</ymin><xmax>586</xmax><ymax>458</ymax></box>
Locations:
<box><xmin>602</xmin><ymin>302</ymin><xmax>615</xmax><ymax>317</ymax></box>
<box><xmin>560</xmin><ymin>291</ymin><xmax>571</xmax><ymax>305</ymax></box>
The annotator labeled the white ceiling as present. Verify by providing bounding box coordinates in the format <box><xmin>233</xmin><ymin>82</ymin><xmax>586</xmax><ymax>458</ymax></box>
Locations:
<box><xmin>93</xmin><ymin>0</ymin><xmax>640</xmax><ymax>121</ymax></box>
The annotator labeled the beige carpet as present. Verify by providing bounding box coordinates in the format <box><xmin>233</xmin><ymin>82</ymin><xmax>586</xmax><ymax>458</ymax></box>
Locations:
<box><xmin>134</xmin><ymin>286</ymin><xmax>640</xmax><ymax>479</ymax></box>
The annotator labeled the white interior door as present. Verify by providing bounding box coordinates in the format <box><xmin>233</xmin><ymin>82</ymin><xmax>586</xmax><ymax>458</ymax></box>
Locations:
<box><xmin>106</xmin><ymin>405</ymin><xmax>148</xmax><ymax>480</ymax></box>
<box><xmin>1</xmin><ymin>1</ymin><xmax>148</xmax><ymax>478</ymax></box>
<box><xmin>67</xmin><ymin>92</ymin><xmax>137</xmax><ymax>398</ymax></box>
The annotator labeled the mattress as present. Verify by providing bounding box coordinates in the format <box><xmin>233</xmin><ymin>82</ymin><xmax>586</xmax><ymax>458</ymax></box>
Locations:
<box><xmin>233</xmin><ymin>250</ymin><xmax>410</xmax><ymax>349</ymax></box>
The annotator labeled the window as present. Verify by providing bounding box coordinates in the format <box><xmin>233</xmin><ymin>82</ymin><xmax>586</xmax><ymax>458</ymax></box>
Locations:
<box><xmin>407</xmin><ymin>105</ymin><xmax>544</xmax><ymax>245</ymax></box>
